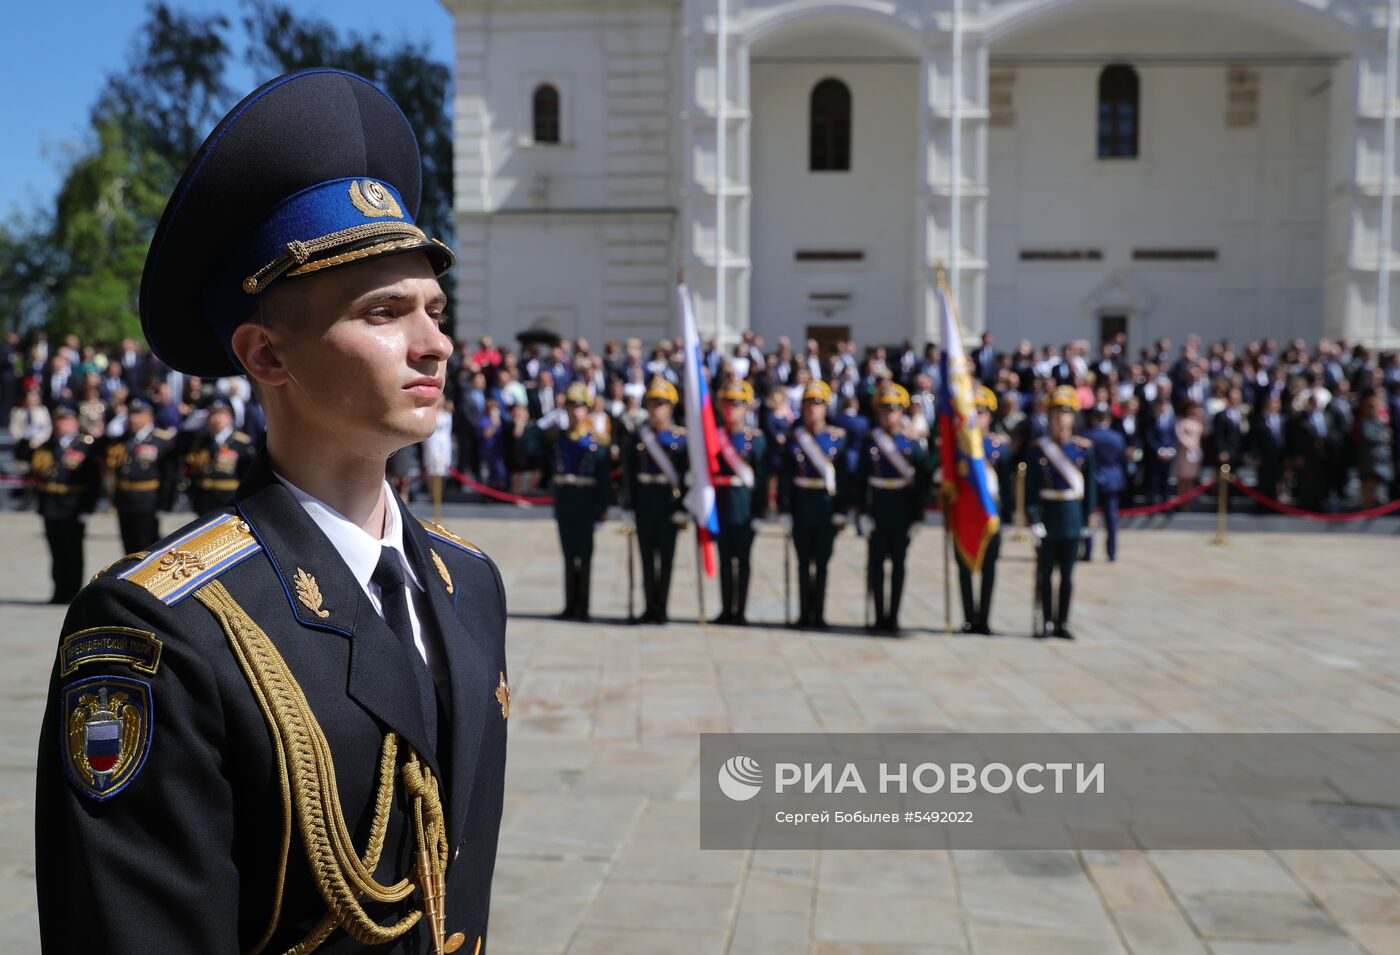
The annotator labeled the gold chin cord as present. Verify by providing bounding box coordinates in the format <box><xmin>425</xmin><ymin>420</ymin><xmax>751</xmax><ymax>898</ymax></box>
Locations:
<box><xmin>193</xmin><ymin>580</ymin><xmax>454</xmax><ymax>955</ymax></box>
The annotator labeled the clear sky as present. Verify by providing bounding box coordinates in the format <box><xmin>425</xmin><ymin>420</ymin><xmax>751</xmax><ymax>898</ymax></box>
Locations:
<box><xmin>3</xmin><ymin>0</ymin><xmax>454</xmax><ymax>219</ymax></box>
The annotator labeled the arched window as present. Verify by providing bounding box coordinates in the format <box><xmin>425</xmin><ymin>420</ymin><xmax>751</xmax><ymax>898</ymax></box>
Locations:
<box><xmin>809</xmin><ymin>78</ymin><xmax>852</xmax><ymax>172</ymax></box>
<box><xmin>532</xmin><ymin>83</ymin><xmax>561</xmax><ymax>144</ymax></box>
<box><xmin>1097</xmin><ymin>64</ymin><xmax>1139</xmax><ymax>158</ymax></box>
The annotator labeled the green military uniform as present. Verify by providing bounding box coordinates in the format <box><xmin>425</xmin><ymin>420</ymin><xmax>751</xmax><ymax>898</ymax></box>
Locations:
<box><xmin>956</xmin><ymin>386</ymin><xmax>1012</xmax><ymax>634</ymax></box>
<box><xmin>1026</xmin><ymin>387</ymin><xmax>1096</xmax><ymax>640</ymax></box>
<box><xmin>854</xmin><ymin>383</ymin><xmax>931</xmax><ymax>634</ymax></box>
<box><xmin>780</xmin><ymin>381</ymin><xmax>848</xmax><ymax>629</ymax></box>
<box><xmin>622</xmin><ymin>378</ymin><xmax>688</xmax><ymax>624</ymax></box>
<box><xmin>32</xmin><ymin>406</ymin><xmax>102</xmax><ymax>604</ymax></box>
<box><xmin>714</xmin><ymin>380</ymin><xmax>766</xmax><ymax>625</ymax></box>
<box><xmin>532</xmin><ymin>384</ymin><xmax>610</xmax><ymax>621</ymax></box>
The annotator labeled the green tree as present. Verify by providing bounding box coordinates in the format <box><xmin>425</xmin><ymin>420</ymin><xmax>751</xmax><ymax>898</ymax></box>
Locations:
<box><xmin>46</xmin><ymin>120</ymin><xmax>171</xmax><ymax>344</ymax></box>
<box><xmin>242</xmin><ymin>1</ymin><xmax>454</xmax><ymax>246</ymax></box>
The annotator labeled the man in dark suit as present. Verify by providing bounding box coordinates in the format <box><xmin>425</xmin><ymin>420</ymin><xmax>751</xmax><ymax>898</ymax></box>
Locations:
<box><xmin>1143</xmin><ymin>395</ymin><xmax>1178</xmax><ymax>503</ymax></box>
<box><xmin>1212</xmin><ymin>386</ymin><xmax>1248</xmax><ymax>471</ymax></box>
<box><xmin>1288</xmin><ymin>391</ymin><xmax>1333</xmax><ymax>511</ymax></box>
<box><xmin>973</xmin><ymin>332</ymin><xmax>997</xmax><ymax>384</ymax></box>
<box><xmin>528</xmin><ymin>368</ymin><xmax>558</xmax><ymax>420</ymax></box>
<box><xmin>37</xmin><ymin>70</ymin><xmax>508</xmax><ymax>954</ymax></box>
<box><xmin>1252</xmin><ymin>392</ymin><xmax>1288</xmax><ymax>504</ymax></box>
<box><xmin>1084</xmin><ymin>410</ymin><xmax>1126</xmax><ymax>561</ymax></box>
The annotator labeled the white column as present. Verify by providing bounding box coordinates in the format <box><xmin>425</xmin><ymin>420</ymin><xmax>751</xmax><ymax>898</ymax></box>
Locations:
<box><xmin>921</xmin><ymin>8</ymin><xmax>989</xmax><ymax>343</ymax></box>
<box><xmin>715</xmin><ymin>0</ymin><xmax>728</xmax><ymax>352</ymax></box>
<box><xmin>679</xmin><ymin>0</ymin><xmax>750</xmax><ymax>339</ymax></box>
<box><xmin>1380</xmin><ymin>0</ymin><xmax>1398</xmax><ymax>348</ymax></box>
<box><xmin>949</xmin><ymin>0</ymin><xmax>962</xmax><ymax>298</ymax></box>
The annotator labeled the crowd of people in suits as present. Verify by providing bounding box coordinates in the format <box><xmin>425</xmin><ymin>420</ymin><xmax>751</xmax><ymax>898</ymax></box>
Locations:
<box><xmin>4</xmin><ymin>326</ymin><xmax>1398</xmax><ymax>605</ymax></box>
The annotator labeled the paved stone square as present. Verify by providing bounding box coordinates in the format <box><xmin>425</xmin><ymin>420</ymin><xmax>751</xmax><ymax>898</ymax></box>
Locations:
<box><xmin>1</xmin><ymin>509</ymin><xmax>1399</xmax><ymax>953</ymax></box>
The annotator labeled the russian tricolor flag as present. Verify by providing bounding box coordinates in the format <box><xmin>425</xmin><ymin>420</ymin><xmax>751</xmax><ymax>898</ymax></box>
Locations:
<box><xmin>936</xmin><ymin>281</ymin><xmax>1001</xmax><ymax>573</ymax></box>
<box><xmin>679</xmin><ymin>282</ymin><xmax>720</xmax><ymax>576</ymax></box>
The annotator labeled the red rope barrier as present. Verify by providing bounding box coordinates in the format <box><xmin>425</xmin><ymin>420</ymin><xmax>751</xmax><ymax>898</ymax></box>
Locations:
<box><xmin>446</xmin><ymin>467</ymin><xmax>554</xmax><ymax>506</ymax></box>
<box><xmin>1118</xmin><ymin>480</ymin><xmax>1218</xmax><ymax>517</ymax></box>
<box><xmin>1231</xmin><ymin>479</ymin><xmax>1400</xmax><ymax>522</ymax></box>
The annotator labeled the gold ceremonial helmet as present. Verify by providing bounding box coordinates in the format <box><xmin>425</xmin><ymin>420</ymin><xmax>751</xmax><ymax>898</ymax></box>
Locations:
<box><xmin>1049</xmin><ymin>386</ymin><xmax>1080</xmax><ymax>412</ymax></box>
<box><xmin>565</xmin><ymin>382</ymin><xmax>595</xmax><ymax>406</ymax></box>
<box><xmin>974</xmin><ymin>385</ymin><xmax>998</xmax><ymax>412</ymax></box>
<box><xmin>875</xmin><ymin>382</ymin><xmax>910</xmax><ymax>409</ymax></box>
<box><xmin>643</xmin><ymin>376</ymin><xmax>679</xmax><ymax>405</ymax></box>
<box><xmin>802</xmin><ymin>380</ymin><xmax>832</xmax><ymax>404</ymax></box>
<box><xmin>718</xmin><ymin>379</ymin><xmax>755</xmax><ymax>405</ymax></box>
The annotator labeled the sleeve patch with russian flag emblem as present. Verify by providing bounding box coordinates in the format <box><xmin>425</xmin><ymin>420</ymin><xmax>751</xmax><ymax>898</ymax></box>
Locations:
<box><xmin>61</xmin><ymin>675</ymin><xmax>154</xmax><ymax>801</ymax></box>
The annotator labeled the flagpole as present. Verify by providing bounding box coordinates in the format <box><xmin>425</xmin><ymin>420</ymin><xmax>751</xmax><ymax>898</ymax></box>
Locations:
<box><xmin>694</xmin><ymin>529</ymin><xmax>707</xmax><ymax>626</ymax></box>
<box><xmin>942</xmin><ymin>498</ymin><xmax>952</xmax><ymax>634</ymax></box>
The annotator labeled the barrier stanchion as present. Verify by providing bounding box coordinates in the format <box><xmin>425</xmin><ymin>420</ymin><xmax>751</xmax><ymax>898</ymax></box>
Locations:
<box><xmin>1212</xmin><ymin>464</ymin><xmax>1231</xmax><ymax>546</ymax></box>
<box><xmin>1012</xmin><ymin>462</ymin><xmax>1028</xmax><ymax>543</ymax></box>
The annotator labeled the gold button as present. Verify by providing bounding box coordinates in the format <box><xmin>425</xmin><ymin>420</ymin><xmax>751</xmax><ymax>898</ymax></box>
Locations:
<box><xmin>444</xmin><ymin>932</ymin><xmax>466</xmax><ymax>952</ymax></box>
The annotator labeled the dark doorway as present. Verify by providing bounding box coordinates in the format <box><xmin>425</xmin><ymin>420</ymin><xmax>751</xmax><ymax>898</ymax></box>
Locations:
<box><xmin>1098</xmin><ymin>313</ymin><xmax>1127</xmax><ymax>349</ymax></box>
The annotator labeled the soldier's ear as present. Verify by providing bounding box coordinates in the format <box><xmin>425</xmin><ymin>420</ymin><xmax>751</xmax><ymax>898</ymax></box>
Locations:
<box><xmin>230</xmin><ymin>321</ymin><xmax>290</xmax><ymax>389</ymax></box>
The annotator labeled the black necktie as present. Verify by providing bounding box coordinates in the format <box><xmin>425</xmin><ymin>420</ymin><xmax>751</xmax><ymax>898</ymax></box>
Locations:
<box><xmin>372</xmin><ymin>547</ymin><xmax>438</xmax><ymax>754</ymax></box>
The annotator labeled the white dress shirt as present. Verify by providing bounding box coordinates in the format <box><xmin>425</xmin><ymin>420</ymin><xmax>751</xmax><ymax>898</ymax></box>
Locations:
<box><xmin>273</xmin><ymin>471</ymin><xmax>446</xmax><ymax>691</ymax></box>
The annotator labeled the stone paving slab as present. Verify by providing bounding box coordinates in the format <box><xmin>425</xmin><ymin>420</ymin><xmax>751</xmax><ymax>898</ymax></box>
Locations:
<box><xmin>2</xmin><ymin>511</ymin><xmax>1400</xmax><ymax>953</ymax></box>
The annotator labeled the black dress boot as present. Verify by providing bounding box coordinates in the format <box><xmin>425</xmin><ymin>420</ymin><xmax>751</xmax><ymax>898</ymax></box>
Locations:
<box><xmin>1037</xmin><ymin>576</ymin><xmax>1054</xmax><ymax>639</ymax></box>
<box><xmin>812</xmin><ymin>567</ymin><xmax>829</xmax><ymax>629</ymax></box>
<box><xmin>716</xmin><ymin>556</ymin><xmax>734</xmax><ymax>624</ymax></box>
<box><xmin>576</xmin><ymin>559</ymin><xmax>592</xmax><ymax>622</ymax></box>
<box><xmin>555</xmin><ymin>559</ymin><xmax>576</xmax><ymax>620</ymax></box>
<box><xmin>1054</xmin><ymin>577</ymin><xmax>1074</xmax><ymax>639</ymax></box>
<box><xmin>734</xmin><ymin>562</ymin><xmax>751</xmax><ymax>625</ymax></box>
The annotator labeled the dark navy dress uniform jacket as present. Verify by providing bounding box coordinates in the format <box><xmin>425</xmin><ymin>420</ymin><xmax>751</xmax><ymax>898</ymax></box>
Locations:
<box><xmin>36</xmin><ymin>455</ymin><xmax>508</xmax><ymax>953</ymax></box>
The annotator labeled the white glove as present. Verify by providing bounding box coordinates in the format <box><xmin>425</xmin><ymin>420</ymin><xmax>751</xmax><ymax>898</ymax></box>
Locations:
<box><xmin>832</xmin><ymin>513</ymin><xmax>849</xmax><ymax>530</ymax></box>
<box><xmin>858</xmin><ymin>514</ymin><xmax>875</xmax><ymax>536</ymax></box>
<box><xmin>777</xmin><ymin>513</ymin><xmax>793</xmax><ymax>530</ymax></box>
<box><xmin>750</xmin><ymin>519</ymin><xmax>765</xmax><ymax>532</ymax></box>
<box><xmin>671</xmin><ymin>511</ymin><xmax>689</xmax><ymax>526</ymax></box>
<box><xmin>1031</xmin><ymin>522</ymin><xmax>1047</xmax><ymax>540</ymax></box>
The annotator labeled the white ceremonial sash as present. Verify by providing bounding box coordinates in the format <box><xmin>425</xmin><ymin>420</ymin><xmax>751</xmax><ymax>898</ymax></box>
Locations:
<box><xmin>1036</xmin><ymin>436</ymin><xmax>1084</xmax><ymax>498</ymax></box>
<box><xmin>716</xmin><ymin>430</ymin><xmax>755</xmax><ymax>488</ymax></box>
<box><xmin>794</xmin><ymin>426</ymin><xmax>836</xmax><ymax>496</ymax></box>
<box><xmin>639</xmin><ymin>423</ymin><xmax>681</xmax><ymax>489</ymax></box>
<box><xmin>871</xmin><ymin>428</ymin><xmax>914</xmax><ymax>483</ymax></box>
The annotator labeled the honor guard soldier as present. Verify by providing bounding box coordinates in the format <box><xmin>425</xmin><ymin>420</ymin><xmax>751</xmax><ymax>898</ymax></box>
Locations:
<box><xmin>37</xmin><ymin>70</ymin><xmax>509</xmax><ymax>954</ymax></box>
<box><xmin>186</xmin><ymin>396</ymin><xmax>254</xmax><ymax>512</ymax></box>
<box><xmin>1027</xmin><ymin>386</ymin><xmax>1096</xmax><ymax>639</ymax></box>
<box><xmin>854</xmin><ymin>382</ymin><xmax>931</xmax><ymax>634</ymax></box>
<box><xmin>32</xmin><ymin>403</ymin><xmax>101</xmax><ymax>604</ymax></box>
<box><xmin>623</xmin><ymin>377</ymin><xmax>688</xmax><ymax>623</ymax></box>
<box><xmin>780</xmin><ymin>380</ymin><xmax>848</xmax><ymax>629</ymax></box>
<box><xmin>955</xmin><ymin>386</ymin><xmax>1010</xmax><ymax>634</ymax></box>
<box><xmin>535</xmin><ymin>382</ymin><xmax>610</xmax><ymax>621</ymax></box>
<box><xmin>108</xmin><ymin>396</ymin><xmax>178</xmax><ymax>554</ymax></box>
<box><xmin>713</xmin><ymin>380</ymin><xmax>766</xmax><ymax>625</ymax></box>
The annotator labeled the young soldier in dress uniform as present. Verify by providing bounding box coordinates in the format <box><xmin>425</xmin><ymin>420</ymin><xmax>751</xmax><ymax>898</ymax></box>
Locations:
<box><xmin>37</xmin><ymin>70</ymin><xmax>509</xmax><ymax>954</ymax></box>
<box><xmin>955</xmin><ymin>386</ymin><xmax>1011</xmax><ymax>634</ymax></box>
<box><xmin>108</xmin><ymin>396</ymin><xmax>178</xmax><ymax>554</ymax></box>
<box><xmin>854</xmin><ymin>382</ymin><xmax>930</xmax><ymax>634</ymax></box>
<box><xmin>32</xmin><ymin>403</ymin><xmax>101</xmax><ymax>604</ymax></box>
<box><xmin>780</xmin><ymin>380</ymin><xmax>848</xmax><ymax>629</ymax></box>
<box><xmin>1026</xmin><ymin>386</ymin><xmax>1096</xmax><ymax>640</ymax></box>
<box><xmin>622</xmin><ymin>377</ymin><xmax>687</xmax><ymax>623</ymax></box>
<box><xmin>713</xmin><ymin>379</ymin><xmax>766</xmax><ymax>625</ymax></box>
<box><xmin>534</xmin><ymin>382</ymin><xmax>610</xmax><ymax>621</ymax></box>
<box><xmin>186</xmin><ymin>396</ymin><xmax>255</xmax><ymax>512</ymax></box>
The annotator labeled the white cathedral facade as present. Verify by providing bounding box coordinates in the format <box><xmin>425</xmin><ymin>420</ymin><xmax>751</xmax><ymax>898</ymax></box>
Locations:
<box><xmin>441</xmin><ymin>0</ymin><xmax>1400</xmax><ymax>353</ymax></box>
